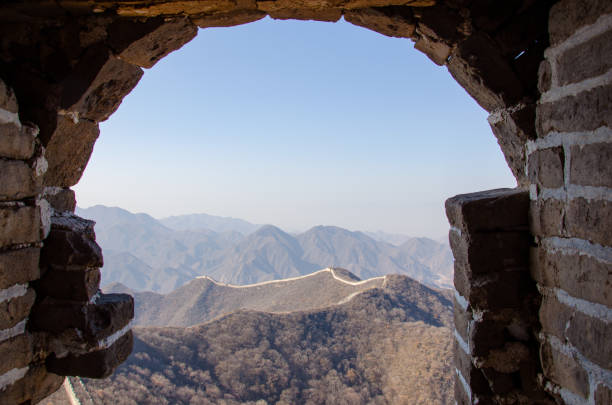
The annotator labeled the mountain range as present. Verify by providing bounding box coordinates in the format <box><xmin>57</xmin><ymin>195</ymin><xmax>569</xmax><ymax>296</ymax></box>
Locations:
<box><xmin>77</xmin><ymin>205</ymin><xmax>453</xmax><ymax>293</ymax></box>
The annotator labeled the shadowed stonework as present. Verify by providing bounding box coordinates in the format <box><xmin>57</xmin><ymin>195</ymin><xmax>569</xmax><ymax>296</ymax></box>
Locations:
<box><xmin>0</xmin><ymin>0</ymin><xmax>610</xmax><ymax>404</ymax></box>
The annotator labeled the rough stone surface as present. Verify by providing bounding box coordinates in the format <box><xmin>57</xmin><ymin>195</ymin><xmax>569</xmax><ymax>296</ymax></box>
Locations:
<box><xmin>540</xmin><ymin>341</ymin><xmax>590</xmax><ymax>399</ymax></box>
<box><xmin>566</xmin><ymin>197</ymin><xmax>612</xmax><ymax>246</ymax></box>
<box><xmin>43</xmin><ymin>188</ymin><xmax>76</xmax><ymax>213</ymax></box>
<box><xmin>0</xmin><ymin>123</ymin><xmax>36</xmax><ymax>160</ymax></box>
<box><xmin>267</xmin><ymin>8</ymin><xmax>342</xmax><ymax>22</ymax></box>
<box><xmin>47</xmin><ymin>330</ymin><xmax>133</xmax><ymax>378</ymax></box>
<box><xmin>43</xmin><ymin>116</ymin><xmax>99</xmax><ymax>188</ymax></box>
<box><xmin>0</xmin><ymin>333</ymin><xmax>32</xmax><ymax>376</ymax></box>
<box><xmin>566</xmin><ymin>310</ymin><xmax>612</xmax><ymax>370</ymax></box>
<box><xmin>414</xmin><ymin>35</ymin><xmax>451</xmax><ymax>65</ymax></box>
<box><xmin>38</xmin><ymin>267</ymin><xmax>100</xmax><ymax>302</ymax></box>
<box><xmin>538</xmin><ymin>60</ymin><xmax>552</xmax><ymax>94</ymax></box>
<box><xmin>0</xmin><ymin>206</ymin><xmax>43</xmax><ymax>248</ymax></box>
<box><xmin>41</xmin><ymin>228</ymin><xmax>103</xmax><ymax>270</ymax></box>
<box><xmin>536</xmin><ymin>82</ymin><xmax>612</xmax><ymax>136</ymax></box>
<box><xmin>454</xmin><ymin>339</ymin><xmax>491</xmax><ymax>395</ymax></box>
<box><xmin>0</xmin><ymin>288</ymin><xmax>35</xmax><ymax>330</ymax></box>
<box><xmin>30</xmin><ymin>293</ymin><xmax>134</xmax><ymax>345</ymax></box>
<box><xmin>557</xmin><ymin>29</ymin><xmax>612</xmax><ymax>86</ymax></box>
<box><xmin>192</xmin><ymin>9</ymin><xmax>266</xmax><ymax>28</ymax></box>
<box><xmin>570</xmin><ymin>142</ymin><xmax>612</xmax><ymax>188</ymax></box>
<box><xmin>344</xmin><ymin>7</ymin><xmax>416</xmax><ymax>39</ymax></box>
<box><xmin>548</xmin><ymin>0</ymin><xmax>612</xmax><ymax>45</ymax></box>
<box><xmin>446</xmin><ymin>188</ymin><xmax>529</xmax><ymax>233</ymax></box>
<box><xmin>0</xmin><ymin>365</ymin><xmax>64</xmax><ymax>405</ymax></box>
<box><xmin>60</xmin><ymin>45</ymin><xmax>143</xmax><ymax>122</ymax></box>
<box><xmin>595</xmin><ymin>383</ymin><xmax>612</xmax><ymax>405</ymax></box>
<box><xmin>528</xmin><ymin>147</ymin><xmax>565</xmax><ymax>189</ymax></box>
<box><xmin>0</xmin><ymin>78</ymin><xmax>18</xmax><ymax>113</ymax></box>
<box><xmin>0</xmin><ymin>160</ymin><xmax>41</xmax><ymax>201</ymax></box>
<box><xmin>532</xmin><ymin>247</ymin><xmax>611</xmax><ymax>307</ymax></box>
<box><xmin>108</xmin><ymin>17</ymin><xmax>197</xmax><ymax>68</ymax></box>
<box><xmin>529</xmin><ymin>198</ymin><xmax>564</xmax><ymax>238</ymax></box>
<box><xmin>0</xmin><ymin>248</ymin><xmax>40</xmax><ymax>290</ymax></box>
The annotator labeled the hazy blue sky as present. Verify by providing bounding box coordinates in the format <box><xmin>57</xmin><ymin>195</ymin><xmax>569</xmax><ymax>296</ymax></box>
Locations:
<box><xmin>74</xmin><ymin>16</ymin><xmax>515</xmax><ymax>238</ymax></box>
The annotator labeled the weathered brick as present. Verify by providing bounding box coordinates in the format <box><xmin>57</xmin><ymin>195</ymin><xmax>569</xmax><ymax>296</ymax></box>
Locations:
<box><xmin>595</xmin><ymin>383</ymin><xmax>612</xmax><ymax>405</ymax></box>
<box><xmin>44</xmin><ymin>116</ymin><xmax>99</xmax><ymax>188</ymax></box>
<box><xmin>558</xmin><ymin>29</ymin><xmax>612</xmax><ymax>85</ymax></box>
<box><xmin>454</xmin><ymin>372</ymin><xmax>471</xmax><ymax>405</ymax></box>
<box><xmin>532</xmin><ymin>247</ymin><xmax>611</xmax><ymax>307</ymax></box>
<box><xmin>455</xmin><ymin>339</ymin><xmax>491</xmax><ymax>395</ymax></box>
<box><xmin>0</xmin><ymin>123</ymin><xmax>35</xmax><ymax>160</ymax></box>
<box><xmin>469</xmin><ymin>318</ymin><xmax>506</xmax><ymax>357</ymax></box>
<box><xmin>454</xmin><ymin>261</ymin><xmax>470</xmax><ymax>299</ymax></box>
<box><xmin>528</xmin><ymin>147</ymin><xmax>565</xmax><ymax>189</ymax></box>
<box><xmin>0</xmin><ymin>334</ymin><xmax>32</xmax><ymax>376</ymax></box>
<box><xmin>453</xmin><ymin>296</ymin><xmax>471</xmax><ymax>343</ymax></box>
<box><xmin>192</xmin><ymin>9</ymin><xmax>266</xmax><ymax>28</ymax></box>
<box><xmin>536</xmin><ymin>82</ymin><xmax>612</xmax><ymax>135</ymax></box>
<box><xmin>540</xmin><ymin>340</ymin><xmax>590</xmax><ymax>399</ymax></box>
<box><xmin>567</xmin><ymin>310</ymin><xmax>612</xmax><ymax>370</ymax></box>
<box><xmin>0</xmin><ymin>364</ymin><xmax>64</xmax><ymax>405</ymax></box>
<box><xmin>570</xmin><ymin>142</ymin><xmax>612</xmax><ymax>188</ymax></box>
<box><xmin>0</xmin><ymin>288</ymin><xmax>35</xmax><ymax>330</ymax></box>
<box><xmin>0</xmin><ymin>248</ymin><xmax>40</xmax><ymax>290</ymax></box>
<box><xmin>46</xmin><ymin>330</ymin><xmax>133</xmax><ymax>378</ymax></box>
<box><xmin>43</xmin><ymin>188</ymin><xmax>76</xmax><ymax>213</ymax></box>
<box><xmin>566</xmin><ymin>197</ymin><xmax>612</xmax><ymax>246</ymax></box>
<box><xmin>0</xmin><ymin>160</ymin><xmax>41</xmax><ymax>201</ymax></box>
<box><xmin>529</xmin><ymin>198</ymin><xmax>564</xmax><ymax>238</ymax></box>
<box><xmin>0</xmin><ymin>206</ymin><xmax>43</xmax><ymax>247</ymax></box>
<box><xmin>38</xmin><ymin>267</ymin><xmax>100</xmax><ymax>301</ymax></box>
<box><xmin>344</xmin><ymin>7</ymin><xmax>415</xmax><ymax>39</ymax></box>
<box><xmin>539</xmin><ymin>293</ymin><xmax>572</xmax><ymax>340</ymax></box>
<box><xmin>548</xmin><ymin>0</ymin><xmax>612</xmax><ymax>45</ymax></box>
<box><xmin>0</xmin><ymin>78</ymin><xmax>18</xmax><ymax>113</ymax></box>
<box><xmin>40</xmin><ymin>227</ymin><xmax>103</xmax><ymax>269</ymax></box>
<box><xmin>538</xmin><ymin>60</ymin><xmax>552</xmax><ymax>94</ymax></box>
<box><xmin>446</xmin><ymin>188</ymin><xmax>529</xmax><ymax>233</ymax></box>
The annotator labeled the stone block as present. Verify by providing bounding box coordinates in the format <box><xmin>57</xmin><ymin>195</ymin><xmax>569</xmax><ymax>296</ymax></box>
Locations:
<box><xmin>414</xmin><ymin>35</ymin><xmax>451</xmax><ymax>65</ymax></box>
<box><xmin>0</xmin><ymin>160</ymin><xmax>41</xmax><ymax>201</ymax></box>
<box><xmin>0</xmin><ymin>78</ymin><xmax>18</xmax><ymax>113</ymax></box>
<box><xmin>107</xmin><ymin>17</ymin><xmax>197</xmax><ymax>69</ymax></box>
<box><xmin>488</xmin><ymin>103</ymin><xmax>537</xmax><ymax>187</ymax></box>
<box><xmin>557</xmin><ymin>29</ymin><xmax>612</xmax><ymax>85</ymax></box>
<box><xmin>529</xmin><ymin>198</ymin><xmax>564</xmax><ymax>238</ymax></box>
<box><xmin>268</xmin><ymin>8</ymin><xmax>342</xmax><ymax>22</ymax></box>
<box><xmin>0</xmin><ymin>334</ymin><xmax>32</xmax><ymax>376</ymax></box>
<box><xmin>46</xmin><ymin>330</ymin><xmax>133</xmax><ymax>378</ymax></box>
<box><xmin>0</xmin><ymin>365</ymin><xmax>64</xmax><ymax>405</ymax></box>
<box><xmin>566</xmin><ymin>310</ymin><xmax>612</xmax><ymax>370</ymax></box>
<box><xmin>540</xmin><ymin>340</ymin><xmax>589</xmax><ymax>399</ymax></box>
<box><xmin>447</xmin><ymin>33</ymin><xmax>524</xmax><ymax>112</ymax></box>
<box><xmin>43</xmin><ymin>187</ymin><xmax>76</xmax><ymax>213</ymax></box>
<box><xmin>30</xmin><ymin>293</ymin><xmax>133</xmax><ymax>345</ymax></box>
<box><xmin>455</xmin><ymin>339</ymin><xmax>491</xmax><ymax>395</ymax></box>
<box><xmin>453</xmin><ymin>296</ymin><xmax>471</xmax><ymax>343</ymax></box>
<box><xmin>43</xmin><ymin>116</ymin><xmax>99</xmax><ymax>188</ymax></box>
<box><xmin>538</xmin><ymin>60</ymin><xmax>552</xmax><ymax>94</ymax></box>
<box><xmin>38</xmin><ymin>267</ymin><xmax>100</xmax><ymax>301</ymax></box>
<box><xmin>40</xmin><ymin>214</ymin><xmax>102</xmax><ymax>269</ymax></box>
<box><xmin>528</xmin><ymin>147</ymin><xmax>565</xmax><ymax>189</ymax></box>
<box><xmin>595</xmin><ymin>383</ymin><xmax>612</xmax><ymax>405</ymax></box>
<box><xmin>344</xmin><ymin>7</ymin><xmax>416</xmax><ymax>39</ymax></box>
<box><xmin>0</xmin><ymin>248</ymin><xmax>40</xmax><ymax>290</ymax></box>
<box><xmin>570</xmin><ymin>142</ymin><xmax>612</xmax><ymax>188</ymax></box>
<box><xmin>192</xmin><ymin>9</ymin><xmax>266</xmax><ymax>28</ymax></box>
<box><xmin>531</xmin><ymin>247</ymin><xmax>611</xmax><ymax>307</ymax></box>
<box><xmin>469</xmin><ymin>319</ymin><xmax>505</xmax><ymax>357</ymax></box>
<box><xmin>450</xmin><ymin>230</ymin><xmax>530</xmax><ymax>274</ymax></box>
<box><xmin>548</xmin><ymin>0</ymin><xmax>612</xmax><ymax>45</ymax></box>
<box><xmin>446</xmin><ymin>189</ymin><xmax>529</xmax><ymax>233</ymax></box>
<box><xmin>0</xmin><ymin>205</ymin><xmax>44</xmax><ymax>248</ymax></box>
<box><xmin>536</xmin><ymin>82</ymin><xmax>612</xmax><ymax>136</ymax></box>
<box><xmin>566</xmin><ymin>197</ymin><xmax>611</xmax><ymax>246</ymax></box>
<box><xmin>0</xmin><ymin>288</ymin><xmax>35</xmax><ymax>330</ymax></box>
<box><xmin>0</xmin><ymin>122</ymin><xmax>36</xmax><ymax>160</ymax></box>
<box><xmin>480</xmin><ymin>367</ymin><xmax>516</xmax><ymax>394</ymax></box>
<box><xmin>412</xmin><ymin>4</ymin><xmax>464</xmax><ymax>43</ymax></box>
<box><xmin>454</xmin><ymin>373</ymin><xmax>471</xmax><ymax>405</ymax></box>
<box><xmin>59</xmin><ymin>44</ymin><xmax>143</xmax><ymax>122</ymax></box>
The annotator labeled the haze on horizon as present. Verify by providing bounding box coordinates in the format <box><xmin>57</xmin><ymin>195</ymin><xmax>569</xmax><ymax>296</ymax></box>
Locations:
<box><xmin>74</xmin><ymin>16</ymin><xmax>516</xmax><ymax>239</ymax></box>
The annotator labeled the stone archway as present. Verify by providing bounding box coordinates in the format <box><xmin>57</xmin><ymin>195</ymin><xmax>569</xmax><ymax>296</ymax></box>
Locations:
<box><xmin>1</xmin><ymin>1</ymin><xmax>610</xmax><ymax>404</ymax></box>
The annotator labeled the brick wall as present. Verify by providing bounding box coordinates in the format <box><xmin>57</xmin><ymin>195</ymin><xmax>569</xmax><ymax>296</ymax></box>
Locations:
<box><xmin>529</xmin><ymin>1</ymin><xmax>612</xmax><ymax>404</ymax></box>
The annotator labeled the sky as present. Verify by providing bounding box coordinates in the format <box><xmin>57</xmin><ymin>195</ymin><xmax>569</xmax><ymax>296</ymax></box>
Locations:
<box><xmin>74</xmin><ymin>16</ymin><xmax>516</xmax><ymax>238</ymax></box>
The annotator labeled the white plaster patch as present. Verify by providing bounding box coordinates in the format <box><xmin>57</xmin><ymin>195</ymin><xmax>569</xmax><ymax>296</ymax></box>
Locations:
<box><xmin>450</xmin><ymin>226</ymin><xmax>462</xmax><ymax>237</ymax></box>
<box><xmin>455</xmin><ymin>368</ymin><xmax>472</xmax><ymax>403</ymax></box>
<box><xmin>543</xmin><ymin>236</ymin><xmax>612</xmax><ymax>264</ymax></box>
<box><xmin>454</xmin><ymin>329</ymin><xmax>470</xmax><ymax>356</ymax></box>
<box><xmin>0</xmin><ymin>319</ymin><xmax>27</xmax><ymax>343</ymax></box>
<box><xmin>533</xmin><ymin>184</ymin><xmax>612</xmax><ymax>202</ymax></box>
<box><xmin>555</xmin><ymin>287</ymin><xmax>612</xmax><ymax>322</ymax></box>
<box><xmin>0</xmin><ymin>108</ymin><xmax>21</xmax><ymax>127</ymax></box>
<box><xmin>526</xmin><ymin>126</ymin><xmax>612</xmax><ymax>156</ymax></box>
<box><xmin>541</xmin><ymin>68</ymin><xmax>612</xmax><ymax>104</ymax></box>
<box><xmin>97</xmin><ymin>321</ymin><xmax>133</xmax><ymax>349</ymax></box>
<box><xmin>0</xmin><ymin>284</ymin><xmax>28</xmax><ymax>304</ymax></box>
<box><xmin>454</xmin><ymin>289</ymin><xmax>469</xmax><ymax>311</ymax></box>
<box><xmin>0</xmin><ymin>367</ymin><xmax>28</xmax><ymax>390</ymax></box>
<box><xmin>65</xmin><ymin>377</ymin><xmax>81</xmax><ymax>405</ymax></box>
<box><xmin>37</xmin><ymin>198</ymin><xmax>52</xmax><ymax>238</ymax></box>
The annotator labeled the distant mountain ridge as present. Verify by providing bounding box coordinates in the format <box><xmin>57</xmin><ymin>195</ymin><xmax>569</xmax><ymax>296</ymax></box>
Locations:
<box><xmin>105</xmin><ymin>267</ymin><xmax>387</xmax><ymax>327</ymax></box>
<box><xmin>77</xmin><ymin>205</ymin><xmax>453</xmax><ymax>293</ymax></box>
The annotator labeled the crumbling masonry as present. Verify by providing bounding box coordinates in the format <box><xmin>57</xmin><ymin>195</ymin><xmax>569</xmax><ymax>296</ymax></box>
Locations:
<box><xmin>0</xmin><ymin>0</ymin><xmax>609</xmax><ymax>404</ymax></box>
